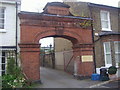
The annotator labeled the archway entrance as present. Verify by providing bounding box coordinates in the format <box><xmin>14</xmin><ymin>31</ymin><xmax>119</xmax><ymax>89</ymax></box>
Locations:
<box><xmin>19</xmin><ymin>2</ymin><xmax>94</xmax><ymax>82</ymax></box>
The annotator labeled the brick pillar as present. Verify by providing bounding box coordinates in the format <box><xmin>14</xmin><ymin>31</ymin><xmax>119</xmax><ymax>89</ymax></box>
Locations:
<box><xmin>19</xmin><ymin>43</ymin><xmax>41</xmax><ymax>82</ymax></box>
<box><xmin>73</xmin><ymin>44</ymin><xmax>94</xmax><ymax>77</ymax></box>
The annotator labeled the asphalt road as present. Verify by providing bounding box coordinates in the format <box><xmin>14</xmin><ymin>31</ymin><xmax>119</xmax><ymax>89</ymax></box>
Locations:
<box><xmin>34</xmin><ymin>67</ymin><xmax>101</xmax><ymax>88</ymax></box>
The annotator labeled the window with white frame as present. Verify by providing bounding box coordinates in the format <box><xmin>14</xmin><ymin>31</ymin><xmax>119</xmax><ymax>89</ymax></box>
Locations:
<box><xmin>104</xmin><ymin>42</ymin><xmax>112</xmax><ymax>67</ymax></box>
<box><xmin>114</xmin><ymin>41</ymin><xmax>120</xmax><ymax>67</ymax></box>
<box><xmin>100</xmin><ymin>10</ymin><xmax>111</xmax><ymax>31</ymax></box>
<box><xmin>0</xmin><ymin>7</ymin><xmax>5</xmax><ymax>30</ymax></box>
<box><xmin>0</xmin><ymin>51</ymin><xmax>6</xmax><ymax>76</ymax></box>
<box><xmin>0</xmin><ymin>50</ymin><xmax>16</xmax><ymax>76</ymax></box>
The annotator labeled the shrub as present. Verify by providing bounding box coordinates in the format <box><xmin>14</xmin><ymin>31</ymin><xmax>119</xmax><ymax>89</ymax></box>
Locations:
<box><xmin>6</xmin><ymin>57</ymin><xmax>16</xmax><ymax>75</ymax></box>
<box><xmin>108</xmin><ymin>66</ymin><xmax>117</xmax><ymax>75</ymax></box>
<box><xmin>2</xmin><ymin>57</ymin><xmax>30</xmax><ymax>88</ymax></box>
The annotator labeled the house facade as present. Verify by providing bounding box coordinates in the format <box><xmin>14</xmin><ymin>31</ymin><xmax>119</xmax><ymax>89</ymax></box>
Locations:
<box><xmin>0</xmin><ymin>0</ymin><xmax>21</xmax><ymax>76</ymax></box>
<box><xmin>54</xmin><ymin>2</ymin><xmax>120</xmax><ymax>75</ymax></box>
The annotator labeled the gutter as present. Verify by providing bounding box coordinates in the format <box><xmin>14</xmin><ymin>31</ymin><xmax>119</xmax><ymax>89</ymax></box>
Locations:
<box><xmin>15</xmin><ymin>1</ymin><xmax>18</xmax><ymax>66</ymax></box>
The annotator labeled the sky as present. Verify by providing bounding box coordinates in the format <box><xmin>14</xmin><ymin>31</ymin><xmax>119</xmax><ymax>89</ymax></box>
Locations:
<box><xmin>21</xmin><ymin>0</ymin><xmax>120</xmax><ymax>12</ymax></box>
<box><xmin>21</xmin><ymin>0</ymin><xmax>120</xmax><ymax>47</ymax></box>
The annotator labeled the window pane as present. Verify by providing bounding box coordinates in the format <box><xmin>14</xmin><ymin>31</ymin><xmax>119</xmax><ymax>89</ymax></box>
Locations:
<box><xmin>101</xmin><ymin>12</ymin><xmax>108</xmax><ymax>20</ymax></box>
<box><xmin>0</xmin><ymin>24</ymin><xmax>4</xmax><ymax>29</ymax></box>
<box><xmin>2</xmin><ymin>52</ymin><xmax>5</xmax><ymax>63</ymax></box>
<box><xmin>106</xmin><ymin>54</ymin><xmax>112</xmax><ymax>64</ymax></box>
<box><xmin>0</xmin><ymin>8</ymin><xmax>4</xmax><ymax>13</ymax></box>
<box><xmin>105</xmin><ymin>42</ymin><xmax>111</xmax><ymax>53</ymax></box>
<box><xmin>101</xmin><ymin>11</ymin><xmax>110</xmax><ymax>30</ymax></box>
<box><xmin>0</xmin><ymin>19</ymin><xmax>4</xmax><ymax>23</ymax></box>
<box><xmin>0</xmin><ymin>64</ymin><xmax>1</xmax><ymax>71</ymax></box>
<box><xmin>104</xmin><ymin>42</ymin><xmax>112</xmax><ymax>65</ymax></box>
<box><xmin>114</xmin><ymin>42</ymin><xmax>120</xmax><ymax>65</ymax></box>
<box><xmin>114</xmin><ymin>42</ymin><xmax>120</xmax><ymax>52</ymax></box>
<box><xmin>0</xmin><ymin>14</ymin><xmax>4</xmax><ymax>18</ymax></box>
<box><xmin>2</xmin><ymin>64</ymin><xmax>5</xmax><ymax>70</ymax></box>
<box><xmin>101</xmin><ymin>21</ymin><xmax>108</xmax><ymax>28</ymax></box>
<box><xmin>0</xmin><ymin>8</ymin><xmax>5</xmax><ymax>29</ymax></box>
<box><xmin>115</xmin><ymin>54</ymin><xmax>120</xmax><ymax>63</ymax></box>
<box><xmin>2</xmin><ymin>71</ymin><xmax>5</xmax><ymax>76</ymax></box>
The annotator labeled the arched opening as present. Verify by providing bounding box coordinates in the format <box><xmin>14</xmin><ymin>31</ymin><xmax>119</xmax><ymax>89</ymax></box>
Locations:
<box><xmin>39</xmin><ymin>35</ymin><xmax>77</xmax><ymax>74</ymax></box>
<box><xmin>39</xmin><ymin>37</ymin><xmax>54</xmax><ymax>69</ymax></box>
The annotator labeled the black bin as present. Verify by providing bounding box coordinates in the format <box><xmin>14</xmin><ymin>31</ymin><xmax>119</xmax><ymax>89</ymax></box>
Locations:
<box><xmin>100</xmin><ymin>68</ymin><xmax>109</xmax><ymax>81</ymax></box>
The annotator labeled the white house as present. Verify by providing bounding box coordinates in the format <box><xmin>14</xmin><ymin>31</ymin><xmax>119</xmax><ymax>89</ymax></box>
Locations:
<box><xmin>0</xmin><ymin>0</ymin><xmax>21</xmax><ymax>76</ymax></box>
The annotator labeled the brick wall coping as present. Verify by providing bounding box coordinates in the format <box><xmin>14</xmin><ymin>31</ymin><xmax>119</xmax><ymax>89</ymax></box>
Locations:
<box><xmin>18</xmin><ymin>11</ymin><xmax>92</xmax><ymax>21</ymax></box>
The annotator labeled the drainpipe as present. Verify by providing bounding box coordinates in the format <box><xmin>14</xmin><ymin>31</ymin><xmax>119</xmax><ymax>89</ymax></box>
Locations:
<box><xmin>88</xmin><ymin>3</ymin><xmax>97</xmax><ymax>73</ymax></box>
<box><xmin>91</xmin><ymin>19</ymin><xmax>97</xmax><ymax>73</ymax></box>
<box><xmin>15</xmin><ymin>1</ymin><xmax>18</xmax><ymax>66</ymax></box>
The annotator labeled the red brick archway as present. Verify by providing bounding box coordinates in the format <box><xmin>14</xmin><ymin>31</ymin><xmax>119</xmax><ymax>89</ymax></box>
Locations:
<box><xmin>19</xmin><ymin>2</ymin><xmax>94</xmax><ymax>82</ymax></box>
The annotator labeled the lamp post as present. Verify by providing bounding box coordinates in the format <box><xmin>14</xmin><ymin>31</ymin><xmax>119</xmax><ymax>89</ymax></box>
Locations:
<box><xmin>49</xmin><ymin>44</ymin><xmax>52</xmax><ymax>53</ymax></box>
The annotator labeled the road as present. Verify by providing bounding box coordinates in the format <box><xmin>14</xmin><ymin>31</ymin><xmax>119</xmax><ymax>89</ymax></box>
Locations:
<box><xmin>35</xmin><ymin>67</ymin><xmax>101</xmax><ymax>88</ymax></box>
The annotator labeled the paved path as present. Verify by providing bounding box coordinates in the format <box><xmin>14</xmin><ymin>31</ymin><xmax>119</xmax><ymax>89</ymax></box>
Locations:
<box><xmin>35</xmin><ymin>67</ymin><xmax>101</xmax><ymax>88</ymax></box>
<box><xmin>89</xmin><ymin>79</ymin><xmax>119</xmax><ymax>88</ymax></box>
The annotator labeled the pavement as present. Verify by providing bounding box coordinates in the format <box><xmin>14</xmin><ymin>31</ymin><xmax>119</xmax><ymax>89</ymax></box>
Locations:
<box><xmin>33</xmin><ymin>67</ymin><xmax>119</xmax><ymax>88</ymax></box>
<box><xmin>89</xmin><ymin>78</ymin><xmax>120</xmax><ymax>88</ymax></box>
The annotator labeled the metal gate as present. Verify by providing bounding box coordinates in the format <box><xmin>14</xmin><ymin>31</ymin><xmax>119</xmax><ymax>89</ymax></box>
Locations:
<box><xmin>40</xmin><ymin>47</ymin><xmax>55</xmax><ymax>69</ymax></box>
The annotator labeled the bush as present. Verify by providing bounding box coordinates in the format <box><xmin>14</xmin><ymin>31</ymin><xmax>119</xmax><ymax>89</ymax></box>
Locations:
<box><xmin>108</xmin><ymin>66</ymin><xmax>117</xmax><ymax>75</ymax></box>
<box><xmin>2</xmin><ymin>57</ymin><xmax>30</xmax><ymax>88</ymax></box>
<box><xmin>6</xmin><ymin>57</ymin><xmax>16</xmax><ymax>75</ymax></box>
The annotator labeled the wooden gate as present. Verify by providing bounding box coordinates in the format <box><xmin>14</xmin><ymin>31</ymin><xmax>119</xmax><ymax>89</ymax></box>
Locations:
<box><xmin>63</xmin><ymin>50</ymin><xmax>80</xmax><ymax>75</ymax></box>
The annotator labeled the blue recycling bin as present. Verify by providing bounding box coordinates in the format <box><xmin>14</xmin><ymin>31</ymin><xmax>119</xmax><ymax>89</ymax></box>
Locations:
<box><xmin>91</xmin><ymin>74</ymin><xmax>100</xmax><ymax>81</ymax></box>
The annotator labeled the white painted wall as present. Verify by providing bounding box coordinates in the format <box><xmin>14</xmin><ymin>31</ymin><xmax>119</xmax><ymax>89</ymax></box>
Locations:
<box><xmin>0</xmin><ymin>1</ymin><xmax>21</xmax><ymax>46</ymax></box>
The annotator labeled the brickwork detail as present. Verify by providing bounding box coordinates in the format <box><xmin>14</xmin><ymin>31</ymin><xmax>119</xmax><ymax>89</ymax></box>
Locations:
<box><xmin>19</xmin><ymin>3</ymin><xmax>94</xmax><ymax>81</ymax></box>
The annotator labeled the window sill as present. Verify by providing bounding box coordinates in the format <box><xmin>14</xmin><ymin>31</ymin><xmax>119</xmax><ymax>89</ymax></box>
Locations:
<box><xmin>102</xmin><ymin>29</ymin><xmax>112</xmax><ymax>31</ymax></box>
<box><xmin>0</xmin><ymin>29</ymin><xmax>6</xmax><ymax>33</ymax></box>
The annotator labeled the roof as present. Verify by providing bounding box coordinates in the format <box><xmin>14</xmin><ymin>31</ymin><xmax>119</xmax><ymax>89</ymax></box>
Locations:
<box><xmin>0</xmin><ymin>0</ymin><xmax>21</xmax><ymax>4</ymax></box>
<box><xmin>43</xmin><ymin>2</ymin><xmax>70</xmax><ymax>10</ymax></box>
<box><xmin>99</xmin><ymin>31</ymin><xmax>120</xmax><ymax>37</ymax></box>
<box><xmin>88</xmin><ymin>3</ymin><xmax>119</xmax><ymax>9</ymax></box>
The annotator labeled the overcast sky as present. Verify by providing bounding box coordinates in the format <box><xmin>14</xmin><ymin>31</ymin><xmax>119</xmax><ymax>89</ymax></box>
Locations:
<box><xmin>21</xmin><ymin>0</ymin><xmax>120</xmax><ymax>12</ymax></box>
<box><xmin>21</xmin><ymin>0</ymin><xmax>120</xmax><ymax>47</ymax></box>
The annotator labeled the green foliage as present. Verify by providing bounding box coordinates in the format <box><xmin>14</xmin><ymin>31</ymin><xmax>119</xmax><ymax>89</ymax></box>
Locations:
<box><xmin>79</xmin><ymin>20</ymin><xmax>91</xmax><ymax>29</ymax></box>
<box><xmin>6</xmin><ymin>57</ymin><xmax>16</xmax><ymax>75</ymax></box>
<box><xmin>2</xmin><ymin>57</ymin><xmax>31</xmax><ymax>88</ymax></box>
<box><xmin>108</xmin><ymin>66</ymin><xmax>117</xmax><ymax>75</ymax></box>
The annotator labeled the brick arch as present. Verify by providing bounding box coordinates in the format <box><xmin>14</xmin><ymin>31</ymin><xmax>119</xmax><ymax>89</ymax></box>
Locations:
<box><xmin>33</xmin><ymin>29</ymin><xmax>83</xmax><ymax>44</ymax></box>
<box><xmin>19</xmin><ymin>11</ymin><xmax>94</xmax><ymax>82</ymax></box>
